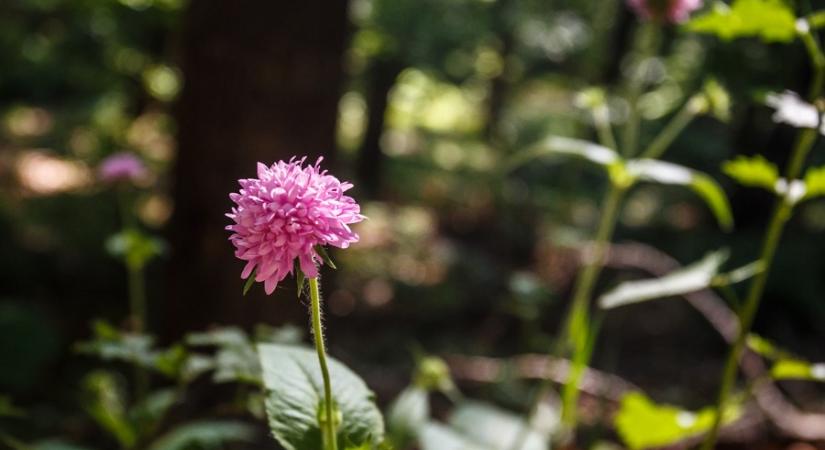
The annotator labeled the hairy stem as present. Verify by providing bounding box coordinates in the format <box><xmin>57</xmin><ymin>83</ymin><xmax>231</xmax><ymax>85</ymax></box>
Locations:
<box><xmin>310</xmin><ymin>277</ymin><xmax>338</xmax><ymax>450</ymax></box>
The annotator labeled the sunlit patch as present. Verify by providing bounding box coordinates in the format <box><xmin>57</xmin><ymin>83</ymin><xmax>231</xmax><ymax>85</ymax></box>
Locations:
<box><xmin>127</xmin><ymin>111</ymin><xmax>175</xmax><ymax>161</ymax></box>
<box><xmin>363</xmin><ymin>278</ymin><xmax>394</xmax><ymax>307</ymax></box>
<box><xmin>15</xmin><ymin>150</ymin><xmax>92</xmax><ymax>196</ymax></box>
<box><xmin>137</xmin><ymin>194</ymin><xmax>173</xmax><ymax>227</ymax></box>
<box><xmin>4</xmin><ymin>107</ymin><xmax>53</xmax><ymax>138</ymax></box>
<box><xmin>142</xmin><ymin>65</ymin><xmax>181</xmax><ymax>102</ymax></box>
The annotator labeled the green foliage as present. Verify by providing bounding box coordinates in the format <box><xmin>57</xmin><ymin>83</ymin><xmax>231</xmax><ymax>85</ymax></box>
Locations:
<box><xmin>75</xmin><ymin>320</ymin><xmax>186</xmax><ymax>378</ymax></box>
<box><xmin>257</xmin><ymin>344</ymin><xmax>385</xmax><ymax>450</ymax></box>
<box><xmin>626</xmin><ymin>160</ymin><xmax>734</xmax><ymax>230</ymax></box>
<box><xmin>771</xmin><ymin>359</ymin><xmax>825</xmax><ymax>382</ymax></box>
<box><xmin>687</xmin><ymin>0</ymin><xmax>798</xmax><ymax>43</ymax></box>
<box><xmin>599</xmin><ymin>250</ymin><xmax>729</xmax><ymax>309</ymax></box>
<box><xmin>745</xmin><ymin>334</ymin><xmax>825</xmax><ymax>382</ymax></box>
<box><xmin>723</xmin><ymin>155</ymin><xmax>779</xmax><ymax>191</ymax></box>
<box><xmin>105</xmin><ymin>229</ymin><xmax>165</xmax><ymax>270</ymax></box>
<box><xmin>147</xmin><ymin>421</ymin><xmax>256</xmax><ymax>450</ymax></box>
<box><xmin>418</xmin><ymin>401</ymin><xmax>552</xmax><ymax>450</ymax></box>
<box><xmin>387</xmin><ymin>387</ymin><xmax>429</xmax><ymax>449</ymax></box>
<box><xmin>0</xmin><ymin>395</ymin><xmax>24</xmax><ymax>418</ymax></box>
<box><xmin>803</xmin><ymin>165</ymin><xmax>825</xmax><ymax>199</ymax></box>
<box><xmin>615</xmin><ymin>392</ymin><xmax>738</xmax><ymax>450</ymax></box>
<box><xmin>81</xmin><ymin>371</ymin><xmax>136</xmax><ymax>448</ymax></box>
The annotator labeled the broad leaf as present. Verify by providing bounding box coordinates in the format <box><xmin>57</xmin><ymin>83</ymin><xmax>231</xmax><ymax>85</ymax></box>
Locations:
<box><xmin>599</xmin><ymin>250</ymin><xmax>728</xmax><ymax>309</ymax></box>
<box><xmin>387</xmin><ymin>387</ymin><xmax>429</xmax><ymax>449</ymax></box>
<box><xmin>258</xmin><ymin>344</ymin><xmax>384</xmax><ymax>450</ymax></box>
<box><xmin>625</xmin><ymin>159</ymin><xmax>733</xmax><ymax>230</ymax></box>
<box><xmin>507</xmin><ymin>136</ymin><xmax>619</xmax><ymax>172</ymax></box>
<box><xmin>418</xmin><ymin>401</ymin><xmax>551</xmax><ymax>450</ymax></box>
<box><xmin>771</xmin><ymin>359</ymin><xmax>825</xmax><ymax>382</ymax></box>
<box><xmin>448</xmin><ymin>401</ymin><xmax>552</xmax><ymax>450</ymax></box>
<box><xmin>105</xmin><ymin>228</ymin><xmax>165</xmax><ymax>270</ymax></box>
<box><xmin>804</xmin><ymin>165</ymin><xmax>825</xmax><ymax>199</ymax></box>
<box><xmin>147</xmin><ymin>421</ymin><xmax>256</xmax><ymax>450</ymax></box>
<box><xmin>687</xmin><ymin>0</ymin><xmax>798</xmax><ymax>43</ymax></box>
<box><xmin>723</xmin><ymin>155</ymin><xmax>779</xmax><ymax>190</ymax></box>
<box><xmin>615</xmin><ymin>392</ymin><xmax>739</xmax><ymax>450</ymax></box>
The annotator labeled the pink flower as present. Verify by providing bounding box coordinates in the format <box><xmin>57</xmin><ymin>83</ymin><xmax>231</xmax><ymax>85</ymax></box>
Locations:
<box><xmin>627</xmin><ymin>0</ymin><xmax>702</xmax><ymax>23</ymax></box>
<box><xmin>98</xmin><ymin>152</ymin><xmax>148</xmax><ymax>184</ymax></box>
<box><xmin>226</xmin><ymin>157</ymin><xmax>364</xmax><ymax>294</ymax></box>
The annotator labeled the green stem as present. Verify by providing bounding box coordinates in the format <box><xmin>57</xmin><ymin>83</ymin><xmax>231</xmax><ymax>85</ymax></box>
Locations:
<box><xmin>310</xmin><ymin>277</ymin><xmax>338</xmax><ymax>450</ymax></box>
<box><xmin>509</xmin><ymin>184</ymin><xmax>626</xmax><ymax>450</ymax></box>
<box><xmin>700</xmin><ymin>128</ymin><xmax>818</xmax><ymax>450</ymax></box>
<box><xmin>700</xmin><ymin>27</ymin><xmax>824</xmax><ymax>444</ymax></box>
<box><xmin>621</xmin><ymin>22</ymin><xmax>660</xmax><ymax>158</ymax></box>
<box><xmin>638</xmin><ymin>96</ymin><xmax>701</xmax><ymax>160</ymax></box>
<box><xmin>560</xmin><ymin>183</ymin><xmax>625</xmax><ymax>428</ymax></box>
<box><xmin>593</xmin><ymin>104</ymin><xmax>619</xmax><ymax>151</ymax></box>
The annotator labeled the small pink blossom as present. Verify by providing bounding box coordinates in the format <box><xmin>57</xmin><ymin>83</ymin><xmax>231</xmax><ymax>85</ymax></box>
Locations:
<box><xmin>226</xmin><ymin>157</ymin><xmax>364</xmax><ymax>295</ymax></box>
<box><xmin>98</xmin><ymin>152</ymin><xmax>148</xmax><ymax>184</ymax></box>
<box><xmin>627</xmin><ymin>0</ymin><xmax>702</xmax><ymax>23</ymax></box>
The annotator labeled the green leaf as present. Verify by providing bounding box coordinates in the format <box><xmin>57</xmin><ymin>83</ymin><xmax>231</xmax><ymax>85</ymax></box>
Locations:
<box><xmin>81</xmin><ymin>371</ymin><xmax>136</xmax><ymax>449</ymax></box>
<box><xmin>418</xmin><ymin>401</ymin><xmax>553</xmax><ymax>450</ymax></box>
<box><xmin>687</xmin><ymin>0</ymin><xmax>798</xmax><ymax>43</ymax></box>
<box><xmin>315</xmin><ymin>245</ymin><xmax>338</xmax><ymax>269</ymax></box>
<box><xmin>387</xmin><ymin>387</ymin><xmax>429</xmax><ymax>449</ymax></box>
<box><xmin>771</xmin><ymin>359</ymin><xmax>825</xmax><ymax>382</ymax></box>
<box><xmin>723</xmin><ymin>155</ymin><xmax>780</xmax><ymax>190</ymax></box>
<box><xmin>147</xmin><ymin>421</ymin><xmax>256</xmax><ymax>450</ymax></box>
<box><xmin>105</xmin><ymin>229</ymin><xmax>165</xmax><ymax>270</ymax></box>
<box><xmin>804</xmin><ymin>165</ymin><xmax>825</xmax><ymax>199</ymax></box>
<box><xmin>296</xmin><ymin>265</ymin><xmax>306</xmax><ymax>298</ymax></box>
<box><xmin>626</xmin><ymin>159</ymin><xmax>734</xmax><ymax>230</ymax></box>
<box><xmin>507</xmin><ymin>136</ymin><xmax>619</xmax><ymax>172</ymax></box>
<box><xmin>615</xmin><ymin>392</ymin><xmax>739</xmax><ymax>450</ymax></box>
<box><xmin>0</xmin><ymin>395</ymin><xmax>24</xmax><ymax>418</ymax></box>
<box><xmin>130</xmin><ymin>389</ymin><xmax>177</xmax><ymax>438</ymax></box>
<box><xmin>243</xmin><ymin>268</ymin><xmax>257</xmax><ymax>296</ymax></box>
<box><xmin>599</xmin><ymin>250</ymin><xmax>729</xmax><ymax>309</ymax></box>
<box><xmin>257</xmin><ymin>344</ymin><xmax>385</xmax><ymax>450</ymax></box>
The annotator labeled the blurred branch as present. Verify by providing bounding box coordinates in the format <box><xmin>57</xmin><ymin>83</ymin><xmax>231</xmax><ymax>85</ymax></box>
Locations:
<box><xmin>604</xmin><ymin>242</ymin><xmax>825</xmax><ymax>441</ymax></box>
<box><xmin>445</xmin><ymin>353</ymin><xmax>638</xmax><ymax>402</ymax></box>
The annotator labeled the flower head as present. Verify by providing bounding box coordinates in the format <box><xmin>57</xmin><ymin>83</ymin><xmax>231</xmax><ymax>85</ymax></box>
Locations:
<box><xmin>627</xmin><ymin>0</ymin><xmax>702</xmax><ymax>23</ymax></box>
<box><xmin>98</xmin><ymin>152</ymin><xmax>148</xmax><ymax>184</ymax></box>
<box><xmin>765</xmin><ymin>90</ymin><xmax>822</xmax><ymax>130</ymax></box>
<box><xmin>226</xmin><ymin>157</ymin><xmax>364</xmax><ymax>294</ymax></box>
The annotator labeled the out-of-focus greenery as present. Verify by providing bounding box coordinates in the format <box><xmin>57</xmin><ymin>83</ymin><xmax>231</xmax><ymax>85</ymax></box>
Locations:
<box><xmin>3</xmin><ymin>0</ymin><xmax>825</xmax><ymax>449</ymax></box>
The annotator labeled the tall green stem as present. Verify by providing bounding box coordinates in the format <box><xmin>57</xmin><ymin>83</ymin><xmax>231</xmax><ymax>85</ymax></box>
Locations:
<box><xmin>559</xmin><ymin>184</ymin><xmax>625</xmax><ymax>427</ymax></box>
<box><xmin>700</xmin><ymin>127</ymin><xmax>818</xmax><ymax>450</ymax></box>
<box><xmin>622</xmin><ymin>22</ymin><xmax>660</xmax><ymax>158</ymax></box>
<box><xmin>639</xmin><ymin>95</ymin><xmax>702</xmax><ymax>160</ymax></box>
<box><xmin>701</xmin><ymin>25</ymin><xmax>824</xmax><ymax>449</ymax></box>
<box><xmin>310</xmin><ymin>277</ymin><xmax>338</xmax><ymax>450</ymax></box>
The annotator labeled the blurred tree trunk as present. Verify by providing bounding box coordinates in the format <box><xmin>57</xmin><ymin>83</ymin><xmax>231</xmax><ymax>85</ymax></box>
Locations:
<box><xmin>356</xmin><ymin>58</ymin><xmax>403</xmax><ymax>197</ymax></box>
<box><xmin>165</xmin><ymin>0</ymin><xmax>349</xmax><ymax>338</ymax></box>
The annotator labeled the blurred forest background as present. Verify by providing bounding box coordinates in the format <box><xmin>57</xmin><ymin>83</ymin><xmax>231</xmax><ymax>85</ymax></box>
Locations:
<box><xmin>2</xmin><ymin>0</ymin><xmax>825</xmax><ymax>447</ymax></box>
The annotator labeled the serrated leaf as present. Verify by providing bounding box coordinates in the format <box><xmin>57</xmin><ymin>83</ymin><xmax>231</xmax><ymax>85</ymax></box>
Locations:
<box><xmin>507</xmin><ymin>136</ymin><xmax>619</xmax><ymax>172</ymax></box>
<box><xmin>258</xmin><ymin>344</ymin><xmax>384</xmax><ymax>450</ymax></box>
<box><xmin>615</xmin><ymin>392</ymin><xmax>739</xmax><ymax>450</ymax></box>
<box><xmin>599</xmin><ymin>250</ymin><xmax>729</xmax><ymax>309</ymax></box>
<box><xmin>626</xmin><ymin>159</ymin><xmax>733</xmax><ymax>230</ymax></box>
<box><xmin>771</xmin><ymin>359</ymin><xmax>825</xmax><ymax>382</ymax></box>
<box><xmin>804</xmin><ymin>165</ymin><xmax>825</xmax><ymax>199</ymax></box>
<box><xmin>687</xmin><ymin>0</ymin><xmax>798</xmax><ymax>43</ymax></box>
<box><xmin>147</xmin><ymin>421</ymin><xmax>256</xmax><ymax>450</ymax></box>
<box><xmin>130</xmin><ymin>389</ymin><xmax>177</xmax><ymax>438</ymax></box>
<box><xmin>723</xmin><ymin>155</ymin><xmax>779</xmax><ymax>190</ymax></box>
<box><xmin>387</xmin><ymin>387</ymin><xmax>429</xmax><ymax>449</ymax></box>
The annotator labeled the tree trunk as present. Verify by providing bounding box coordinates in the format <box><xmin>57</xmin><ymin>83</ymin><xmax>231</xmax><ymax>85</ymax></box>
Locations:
<box><xmin>165</xmin><ymin>0</ymin><xmax>349</xmax><ymax>338</ymax></box>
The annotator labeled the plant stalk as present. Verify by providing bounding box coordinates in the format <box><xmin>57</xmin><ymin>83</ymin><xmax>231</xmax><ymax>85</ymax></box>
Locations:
<box><xmin>310</xmin><ymin>277</ymin><xmax>338</xmax><ymax>450</ymax></box>
<box><xmin>701</xmin><ymin>26</ymin><xmax>824</xmax><ymax>447</ymax></box>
